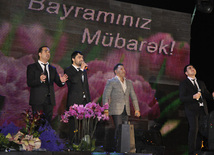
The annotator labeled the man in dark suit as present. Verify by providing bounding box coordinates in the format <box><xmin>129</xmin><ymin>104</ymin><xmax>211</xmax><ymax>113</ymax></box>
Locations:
<box><xmin>27</xmin><ymin>46</ymin><xmax>68</xmax><ymax>123</ymax></box>
<box><xmin>64</xmin><ymin>51</ymin><xmax>91</xmax><ymax>108</ymax></box>
<box><xmin>179</xmin><ymin>64</ymin><xmax>214</xmax><ymax>155</ymax></box>
<box><xmin>64</xmin><ymin>51</ymin><xmax>91</xmax><ymax>142</ymax></box>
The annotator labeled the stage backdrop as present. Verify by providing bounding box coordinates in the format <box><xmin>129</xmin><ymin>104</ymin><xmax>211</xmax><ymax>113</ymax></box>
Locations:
<box><xmin>0</xmin><ymin>0</ymin><xmax>190</xmax><ymax>154</ymax></box>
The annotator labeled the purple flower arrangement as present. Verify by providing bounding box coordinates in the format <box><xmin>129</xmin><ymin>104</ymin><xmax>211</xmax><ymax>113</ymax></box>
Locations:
<box><xmin>38</xmin><ymin>123</ymin><xmax>65</xmax><ymax>151</ymax></box>
<box><xmin>20</xmin><ymin>109</ymin><xmax>43</xmax><ymax>137</ymax></box>
<box><xmin>0</xmin><ymin>122</ymin><xmax>20</xmax><ymax>136</ymax></box>
<box><xmin>61</xmin><ymin>102</ymin><xmax>109</xmax><ymax>123</ymax></box>
<box><xmin>61</xmin><ymin>102</ymin><xmax>109</xmax><ymax>151</ymax></box>
<box><xmin>0</xmin><ymin>109</ymin><xmax>66</xmax><ymax>151</ymax></box>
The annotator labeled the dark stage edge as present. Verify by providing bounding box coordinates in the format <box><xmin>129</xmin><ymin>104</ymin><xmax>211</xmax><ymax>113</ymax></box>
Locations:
<box><xmin>0</xmin><ymin>152</ymin><xmax>155</xmax><ymax>155</ymax></box>
<box><xmin>2</xmin><ymin>151</ymin><xmax>214</xmax><ymax>155</ymax></box>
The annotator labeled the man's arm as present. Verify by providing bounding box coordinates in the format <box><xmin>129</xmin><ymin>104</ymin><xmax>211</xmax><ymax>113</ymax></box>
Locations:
<box><xmin>85</xmin><ymin>71</ymin><xmax>91</xmax><ymax>102</ymax></box>
<box><xmin>102</xmin><ymin>80</ymin><xmax>113</xmax><ymax>105</ymax></box>
<box><xmin>201</xmin><ymin>81</ymin><xmax>214</xmax><ymax>101</ymax></box>
<box><xmin>53</xmin><ymin>67</ymin><xmax>68</xmax><ymax>87</ymax></box>
<box><xmin>179</xmin><ymin>81</ymin><xmax>195</xmax><ymax>103</ymax></box>
<box><xmin>64</xmin><ymin>67</ymin><xmax>71</xmax><ymax>88</ymax></box>
<box><xmin>27</xmin><ymin>64</ymin><xmax>42</xmax><ymax>87</ymax></box>
<box><xmin>129</xmin><ymin>81</ymin><xmax>140</xmax><ymax>117</ymax></box>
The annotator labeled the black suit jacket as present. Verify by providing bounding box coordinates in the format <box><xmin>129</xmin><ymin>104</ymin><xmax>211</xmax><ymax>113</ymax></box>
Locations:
<box><xmin>27</xmin><ymin>62</ymin><xmax>64</xmax><ymax>106</ymax></box>
<box><xmin>64</xmin><ymin>65</ymin><xmax>91</xmax><ymax>108</ymax></box>
<box><xmin>179</xmin><ymin>78</ymin><xmax>213</xmax><ymax>115</ymax></box>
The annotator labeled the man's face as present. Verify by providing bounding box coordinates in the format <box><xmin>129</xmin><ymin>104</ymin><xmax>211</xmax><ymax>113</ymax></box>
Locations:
<box><xmin>185</xmin><ymin>65</ymin><xmax>196</xmax><ymax>77</ymax></box>
<box><xmin>39</xmin><ymin>47</ymin><xmax>50</xmax><ymax>62</ymax></box>
<box><xmin>72</xmin><ymin>53</ymin><xmax>84</xmax><ymax>66</ymax></box>
<box><xmin>115</xmin><ymin>65</ymin><xmax>126</xmax><ymax>78</ymax></box>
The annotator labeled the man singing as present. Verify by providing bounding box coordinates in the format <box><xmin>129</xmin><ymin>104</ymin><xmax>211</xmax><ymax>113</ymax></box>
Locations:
<box><xmin>64</xmin><ymin>51</ymin><xmax>91</xmax><ymax>142</ymax></box>
<box><xmin>102</xmin><ymin>63</ymin><xmax>140</xmax><ymax>151</ymax></box>
<box><xmin>27</xmin><ymin>46</ymin><xmax>68</xmax><ymax>123</ymax></box>
<box><xmin>179</xmin><ymin>64</ymin><xmax>214</xmax><ymax>155</ymax></box>
<box><xmin>64</xmin><ymin>51</ymin><xmax>91</xmax><ymax>107</ymax></box>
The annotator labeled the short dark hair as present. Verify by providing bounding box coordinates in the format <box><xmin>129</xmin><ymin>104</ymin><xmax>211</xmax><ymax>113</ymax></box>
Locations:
<box><xmin>38</xmin><ymin>46</ymin><xmax>49</xmax><ymax>59</ymax></box>
<box><xmin>113</xmin><ymin>63</ymin><xmax>123</xmax><ymax>75</ymax></box>
<box><xmin>183</xmin><ymin>64</ymin><xmax>194</xmax><ymax>74</ymax></box>
<box><xmin>71</xmin><ymin>51</ymin><xmax>83</xmax><ymax>64</ymax></box>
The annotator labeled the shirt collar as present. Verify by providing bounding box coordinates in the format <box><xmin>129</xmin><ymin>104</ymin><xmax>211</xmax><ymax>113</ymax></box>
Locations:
<box><xmin>188</xmin><ymin>76</ymin><xmax>197</xmax><ymax>81</ymax></box>
<box><xmin>38</xmin><ymin>60</ymin><xmax>49</xmax><ymax>66</ymax></box>
<box><xmin>72</xmin><ymin>64</ymin><xmax>81</xmax><ymax>71</ymax></box>
<box><xmin>116</xmin><ymin>76</ymin><xmax>126</xmax><ymax>82</ymax></box>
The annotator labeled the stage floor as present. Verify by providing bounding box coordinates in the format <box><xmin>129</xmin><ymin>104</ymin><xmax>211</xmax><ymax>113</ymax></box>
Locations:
<box><xmin>0</xmin><ymin>152</ymin><xmax>153</xmax><ymax>155</ymax></box>
<box><xmin>1</xmin><ymin>151</ymin><xmax>214</xmax><ymax>155</ymax></box>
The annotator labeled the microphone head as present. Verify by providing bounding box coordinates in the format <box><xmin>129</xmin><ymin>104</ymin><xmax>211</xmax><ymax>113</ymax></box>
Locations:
<box><xmin>85</xmin><ymin>66</ymin><xmax>88</xmax><ymax>70</ymax></box>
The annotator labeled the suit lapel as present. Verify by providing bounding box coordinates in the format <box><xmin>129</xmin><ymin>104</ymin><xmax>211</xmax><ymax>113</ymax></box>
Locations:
<box><xmin>83</xmin><ymin>70</ymin><xmax>87</xmax><ymax>83</ymax></box>
<box><xmin>70</xmin><ymin>65</ymin><xmax>85</xmax><ymax>83</ymax></box>
<box><xmin>35</xmin><ymin>62</ymin><xmax>43</xmax><ymax>73</ymax></box>
<box><xmin>115</xmin><ymin>77</ymin><xmax>126</xmax><ymax>94</ymax></box>
<box><xmin>186</xmin><ymin>78</ymin><xmax>198</xmax><ymax>91</ymax></box>
<box><xmin>125</xmin><ymin>80</ymin><xmax>129</xmax><ymax>94</ymax></box>
<box><xmin>197</xmin><ymin>80</ymin><xmax>203</xmax><ymax>91</ymax></box>
<box><xmin>48</xmin><ymin>65</ymin><xmax>53</xmax><ymax>82</ymax></box>
<box><xmin>197</xmin><ymin>80</ymin><xmax>201</xmax><ymax>86</ymax></box>
<box><xmin>70</xmin><ymin>65</ymin><xmax>78</xmax><ymax>72</ymax></box>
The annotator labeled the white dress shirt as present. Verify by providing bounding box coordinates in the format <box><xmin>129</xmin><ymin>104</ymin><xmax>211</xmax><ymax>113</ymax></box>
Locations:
<box><xmin>72</xmin><ymin>64</ymin><xmax>84</xmax><ymax>83</ymax></box>
<box><xmin>188</xmin><ymin>76</ymin><xmax>204</xmax><ymax>106</ymax></box>
<box><xmin>38</xmin><ymin>60</ymin><xmax>50</xmax><ymax>82</ymax></box>
<box><xmin>38</xmin><ymin>60</ymin><xmax>65</xmax><ymax>85</ymax></box>
<box><xmin>188</xmin><ymin>77</ymin><xmax>200</xmax><ymax>90</ymax></box>
<box><xmin>72</xmin><ymin>64</ymin><xmax>85</xmax><ymax>98</ymax></box>
<box><xmin>116</xmin><ymin>76</ymin><xmax>127</xmax><ymax>93</ymax></box>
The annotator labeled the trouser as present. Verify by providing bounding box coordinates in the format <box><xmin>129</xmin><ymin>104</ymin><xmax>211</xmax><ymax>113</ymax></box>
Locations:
<box><xmin>31</xmin><ymin>96</ymin><xmax>53</xmax><ymax>124</ymax></box>
<box><xmin>112</xmin><ymin>106</ymin><xmax>129</xmax><ymax>151</ymax></box>
<box><xmin>185</xmin><ymin>107</ymin><xmax>206</xmax><ymax>155</ymax></box>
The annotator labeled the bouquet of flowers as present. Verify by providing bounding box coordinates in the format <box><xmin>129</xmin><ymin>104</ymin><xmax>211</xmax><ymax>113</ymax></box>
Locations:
<box><xmin>0</xmin><ymin>109</ymin><xmax>67</xmax><ymax>152</ymax></box>
<box><xmin>6</xmin><ymin>131</ymin><xmax>41</xmax><ymax>151</ymax></box>
<box><xmin>5</xmin><ymin>109</ymin><xmax>44</xmax><ymax>151</ymax></box>
<box><xmin>61</xmin><ymin>102</ymin><xmax>109</xmax><ymax>151</ymax></box>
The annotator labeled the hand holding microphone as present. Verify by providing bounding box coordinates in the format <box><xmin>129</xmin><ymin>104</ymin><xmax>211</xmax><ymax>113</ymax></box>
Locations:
<box><xmin>197</xmin><ymin>89</ymin><xmax>202</xmax><ymax>102</ymax></box>
<box><xmin>40</xmin><ymin>72</ymin><xmax>47</xmax><ymax>83</ymax></box>
<box><xmin>193</xmin><ymin>90</ymin><xmax>201</xmax><ymax>100</ymax></box>
<box><xmin>81</xmin><ymin>61</ymin><xmax>88</xmax><ymax>70</ymax></box>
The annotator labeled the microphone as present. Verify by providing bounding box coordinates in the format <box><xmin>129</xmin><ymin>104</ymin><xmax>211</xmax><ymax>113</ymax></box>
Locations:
<box><xmin>197</xmin><ymin>89</ymin><xmax>203</xmax><ymax>103</ymax></box>
<box><xmin>81</xmin><ymin>61</ymin><xmax>88</xmax><ymax>70</ymax></box>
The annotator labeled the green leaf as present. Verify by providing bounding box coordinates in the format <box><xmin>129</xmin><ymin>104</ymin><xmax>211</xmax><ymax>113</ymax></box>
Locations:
<box><xmin>159</xmin><ymin>98</ymin><xmax>182</xmax><ymax>119</ymax></box>
<box><xmin>96</xmin><ymin>95</ymin><xmax>102</xmax><ymax>104</ymax></box>
<box><xmin>1</xmin><ymin>13</ymin><xmax>24</xmax><ymax>56</ymax></box>
<box><xmin>85</xmin><ymin>45</ymin><xmax>102</xmax><ymax>62</ymax></box>
<box><xmin>152</xmin><ymin>58</ymin><xmax>166</xmax><ymax>89</ymax></box>
<box><xmin>49</xmin><ymin>12</ymin><xmax>65</xmax><ymax>63</ymax></box>
<box><xmin>158</xmin><ymin>90</ymin><xmax>179</xmax><ymax>106</ymax></box>
<box><xmin>90</xmin><ymin>138</ymin><xmax>96</xmax><ymax>151</ymax></box>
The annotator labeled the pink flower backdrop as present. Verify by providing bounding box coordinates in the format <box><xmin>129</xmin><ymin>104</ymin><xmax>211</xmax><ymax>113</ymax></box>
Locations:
<box><xmin>0</xmin><ymin>0</ymin><xmax>191</xmax><ymax>153</ymax></box>
<box><xmin>0</xmin><ymin>21</ymin><xmax>189</xmax><ymax>127</ymax></box>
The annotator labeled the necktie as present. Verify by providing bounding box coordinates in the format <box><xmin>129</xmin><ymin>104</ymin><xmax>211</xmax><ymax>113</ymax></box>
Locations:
<box><xmin>42</xmin><ymin>64</ymin><xmax>49</xmax><ymax>83</ymax></box>
<box><xmin>192</xmin><ymin>79</ymin><xmax>198</xmax><ymax>90</ymax></box>
<box><xmin>192</xmin><ymin>79</ymin><xmax>203</xmax><ymax>104</ymax></box>
<box><xmin>77</xmin><ymin>67</ymin><xmax>85</xmax><ymax>98</ymax></box>
<box><xmin>77</xmin><ymin>68</ymin><xmax>84</xmax><ymax>83</ymax></box>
